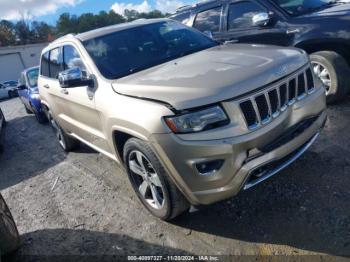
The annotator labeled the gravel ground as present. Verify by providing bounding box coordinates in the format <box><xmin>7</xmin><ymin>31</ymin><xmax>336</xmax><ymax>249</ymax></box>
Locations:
<box><xmin>0</xmin><ymin>97</ymin><xmax>350</xmax><ymax>261</ymax></box>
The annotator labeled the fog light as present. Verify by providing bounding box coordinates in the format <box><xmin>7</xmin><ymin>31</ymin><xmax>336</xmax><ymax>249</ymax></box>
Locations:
<box><xmin>195</xmin><ymin>160</ymin><xmax>224</xmax><ymax>176</ymax></box>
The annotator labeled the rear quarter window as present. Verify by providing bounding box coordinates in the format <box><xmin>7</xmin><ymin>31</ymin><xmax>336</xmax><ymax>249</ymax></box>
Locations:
<box><xmin>40</xmin><ymin>51</ymin><xmax>50</xmax><ymax>77</ymax></box>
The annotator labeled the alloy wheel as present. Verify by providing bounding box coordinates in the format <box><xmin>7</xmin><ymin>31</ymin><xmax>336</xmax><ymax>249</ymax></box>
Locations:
<box><xmin>312</xmin><ymin>61</ymin><xmax>331</xmax><ymax>95</ymax></box>
<box><xmin>128</xmin><ymin>150</ymin><xmax>165</xmax><ymax>209</ymax></box>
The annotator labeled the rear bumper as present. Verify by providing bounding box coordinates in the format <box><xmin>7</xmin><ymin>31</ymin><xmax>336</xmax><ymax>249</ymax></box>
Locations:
<box><xmin>150</xmin><ymin>87</ymin><xmax>326</xmax><ymax>205</ymax></box>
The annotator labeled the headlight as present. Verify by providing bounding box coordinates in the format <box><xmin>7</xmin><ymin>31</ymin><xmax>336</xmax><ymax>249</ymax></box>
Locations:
<box><xmin>164</xmin><ymin>105</ymin><xmax>229</xmax><ymax>133</ymax></box>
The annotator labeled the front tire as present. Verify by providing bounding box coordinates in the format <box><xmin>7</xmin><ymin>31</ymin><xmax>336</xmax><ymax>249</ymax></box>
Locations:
<box><xmin>123</xmin><ymin>138</ymin><xmax>189</xmax><ymax>220</ymax></box>
<box><xmin>48</xmin><ymin>111</ymin><xmax>79</xmax><ymax>152</ymax></box>
<box><xmin>0</xmin><ymin>194</ymin><xmax>19</xmax><ymax>255</ymax></box>
<box><xmin>310</xmin><ymin>51</ymin><xmax>350</xmax><ymax>104</ymax></box>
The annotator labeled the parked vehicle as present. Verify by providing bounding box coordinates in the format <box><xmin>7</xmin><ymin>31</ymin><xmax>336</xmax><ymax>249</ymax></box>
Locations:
<box><xmin>2</xmin><ymin>81</ymin><xmax>18</xmax><ymax>88</ymax></box>
<box><xmin>0</xmin><ymin>193</ymin><xmax>19</xmax><ymax>256</ymax></box>
<box><xmin>170</xmin><ymin>0</ymin><xmax>350</xmax><ymax>103</ymax></box>
<box><xmin>0</xmin><ymin>83</ymin><xmax>17</xmax><ymax>99</ymax></box>
<box><xmin>39</xmin><ymin>19</ymin><xmax>326</xmax><ymax>220</ymax></box>
<box><xmin>0</xmin><ymin>108</ymin><xmax>5</xmax><ymax>153</ymax></box>
<box><xmin>17</xmin><ymin>67</ymin><xmax>47</xmax><ymax>124</ymax></box>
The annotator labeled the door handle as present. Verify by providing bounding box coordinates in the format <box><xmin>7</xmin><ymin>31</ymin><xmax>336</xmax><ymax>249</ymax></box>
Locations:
<box><xmin>286</xmin><ymin>28</ymin><xmax>300</xmax><ymax>34</ymax></box>
<box><xmin>61</xmin><ymin>89</ymin><xmax>69</xmax><ymax>95</ymax></box>
<box><xmin>43</xmin><ymin>84</ymin><xmax>50</xmax><ymax>89</ymax></box>
<box><xmin>224</xmin><ymin>39</ymin><xmax>239</xmax><ymax>44</ymax></box>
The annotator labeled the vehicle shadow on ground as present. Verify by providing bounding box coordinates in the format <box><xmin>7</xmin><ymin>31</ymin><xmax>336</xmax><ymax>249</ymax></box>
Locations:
<box><xmin>3</xmin><ymin>228</ymin><xmax>192</xmax><ymax>262</ymax></box>
<box><xmin>174</xmin><ymin>144</ymin><xmax>350</xmax><ymax>257</ymax></box>
<box><xmin>0</xmin><ymin>115</ymin><xmax>66</xmax><ymax>190</ymax></box>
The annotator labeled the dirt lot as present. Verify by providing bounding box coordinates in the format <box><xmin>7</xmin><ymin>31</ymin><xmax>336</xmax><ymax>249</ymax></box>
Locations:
<box><xmin>0</xmin><ymin>97</ymin><xmax>350</xmax><ymax>260</ymax></box>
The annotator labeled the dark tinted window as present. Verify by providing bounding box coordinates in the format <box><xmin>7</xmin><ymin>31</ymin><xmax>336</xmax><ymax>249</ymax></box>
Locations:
<box><xmin>170</xmin><ymin>11</ymin><xmax>191</xmax><ymax>24</ymax></box>
<box><xmin>194</xmin><ymin>6</ymin><xmax>222</xmax><ymax>33</ymax></box>
<box><xmin>63</xmin><ymin>45</ymin><xmax>86</xmax><ymax>71</ymax></box>
<box><xmin>40</xmin><ymin>51</ymin><xmax>50</xmax><ymax>77</ymax></box>
<box><xmin>83</xmin><ymin>21</ymin><xmax>217</xmax><ymax>79</ymax></box>
<box><xmin>228</xmin><ymin>1</ymin><xmax>265</xmax><ymax>30</ymax></box>
<box><xmin>49</xmin><ymin>47</ymin><xmax>63</xmax><ymax>79</ymax></box>
<box><xmin>271</xmin><ymin>0</ymin><xmax>335</xmax><ymax>16</ymax></box>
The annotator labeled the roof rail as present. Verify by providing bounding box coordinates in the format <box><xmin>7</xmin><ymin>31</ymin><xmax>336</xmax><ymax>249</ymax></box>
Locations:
<box><xmin>175</xmin><ymin>0</ymin><xmax>218</xmax><ymax>13</ymax></box>
<box><xmin>175</xmin><ymin>5</ymin><xmax>192</xmax><ymax>12</ymax></box>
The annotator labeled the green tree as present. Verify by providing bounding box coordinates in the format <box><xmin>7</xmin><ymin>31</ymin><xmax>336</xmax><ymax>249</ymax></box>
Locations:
<box><xmin>0</xmin><ymin>20</ymin><xmax>15</xmax><ymax>46</ymax></box>
<box><xmin>14</xmin><ymin>20</ymin><xmax>33</xmax><ymax>45</ymax></box>
<box><xmin>31</xmin><ymin>21</ymin><xmax>53</xmax><ymax>43</ymax></box>
<box><xmin>56</xmin><ymin>13</ymin><xmax>78</xmax><ymax>35</ymax></box>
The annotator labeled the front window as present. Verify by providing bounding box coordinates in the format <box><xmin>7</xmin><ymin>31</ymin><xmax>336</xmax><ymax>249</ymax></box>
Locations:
<box><xmin>194</xmin><ymin>6</ymin><xmax>222</xmax><ymax>33</ymax></box>
<box><xmin>271</xmin><ymin>0</ymin><xmax>343</xmax><ymax>16</ymax></box>
<box><xmin>228</xmin><ymin>1</ymin><xmax>265</xmax><ymax>30</ymax></box>
<box><xmin>27</xmin><ymin>68</ymin><xmax>39</xmax><ymax>87</ymax></box>
<box><xmin>83</xmin><ymin>21</ymin><xmax>217</xmax><ymax>79</ymax></box>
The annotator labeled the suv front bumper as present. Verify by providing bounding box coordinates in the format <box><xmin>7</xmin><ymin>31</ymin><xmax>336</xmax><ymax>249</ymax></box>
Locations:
<box><xmin>150</xmin><ymin>87</ymin><xmax>326</xmax><ymax>205</ymax></box>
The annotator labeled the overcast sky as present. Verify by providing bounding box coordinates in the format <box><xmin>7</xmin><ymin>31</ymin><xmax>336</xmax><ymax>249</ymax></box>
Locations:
<box><xmin>0</xmin><ymin>0</ymin><xmax>194</xmax><ymax>24</ymax></box>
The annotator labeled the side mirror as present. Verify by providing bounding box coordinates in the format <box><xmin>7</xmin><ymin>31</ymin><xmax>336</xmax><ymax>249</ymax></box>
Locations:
<box><xmin>58</xmin><ymin>67</ymin><xmax>94</xmax><ymax>88</ymax></box>
<box><xmin>17</xmin><ymin>85</ymin><xmax>27</xmax><ymax>90</ymax></box>
<box><xmin>203</xmin><ymin>30</ymin><xmax>213</xmax><ymax>39</ymax></box>
<box><xmin>252</xmin><ymin>12</ymin><xmax>271</xmax><ymax>27</ymax></box>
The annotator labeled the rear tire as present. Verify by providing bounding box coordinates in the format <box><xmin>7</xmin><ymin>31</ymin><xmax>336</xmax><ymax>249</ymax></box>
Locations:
<box><xmin>123</xmin><ymin>138</ymin><xmax>189</xmax><ymax>220</ymax></box>
<box><xmin>31</xmin><ymin>104</ymin><xmax>47</xmax><ymax>124</ymax></box>
<box><xmin>310</xmin><ymin>51</ymin><xmax>350</xmax><ymax>104</ymax></box>
<box><xmin>0</xmin><ymin>194</ymin><xmax>20</xmax><ymax>255</ymax></box>
<box><xmin>7</xmin><ymin>91</ymin><xmax>13</xmax><ymax>99</ymax></box>
<box><xmin>48</xmin><ymin>111</ymin><xmax>79</xmax><ymax>152</ymax></box>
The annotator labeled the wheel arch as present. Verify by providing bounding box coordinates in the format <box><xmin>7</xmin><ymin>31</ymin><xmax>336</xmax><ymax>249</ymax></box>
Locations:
<box><xmin>295</xmin><ymin>40</ymin><xmax>350</xmax><ymax>66</ymax></box>
<box><xmin>112</xmin><ymin>127</ymin><xmax>149</xmax><ymax>164</ymax></box>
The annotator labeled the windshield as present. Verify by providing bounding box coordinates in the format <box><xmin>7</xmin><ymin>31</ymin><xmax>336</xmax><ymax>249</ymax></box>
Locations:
<box><xmin>271</xmin><ymin>0</ymin><xmax>344</xmax><ymax>16</ymax></box>
<box><xmin>83</xmin><ymin>21</ymin><xmax>218</xmax><ymax>79</ymax></box>
<box><xmin>27</xmin><ymin>68</ymin><xmax>39</xmax><ymax>87</ymax></box>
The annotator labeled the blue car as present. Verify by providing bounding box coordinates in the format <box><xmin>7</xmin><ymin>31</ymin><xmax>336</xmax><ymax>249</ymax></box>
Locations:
<box><xmin>18</xmin><ymin>66</ymin><xmax>47</xmax><ymax>124</ymax></box>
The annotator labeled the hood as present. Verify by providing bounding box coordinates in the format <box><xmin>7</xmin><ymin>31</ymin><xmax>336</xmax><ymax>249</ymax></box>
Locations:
<box><xmin>112</xmin><ymin>44</ymin><xmax>308</xmax><ymax>110</ymax></box>
<box><xmin>302</xmin><ymin>3</ymin><xmax>350</xmax><ymax>17</ymax></box>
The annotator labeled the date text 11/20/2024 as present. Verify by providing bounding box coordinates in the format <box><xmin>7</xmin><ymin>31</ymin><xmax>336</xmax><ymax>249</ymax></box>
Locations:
<box><xmin>127</xmin><ymin>255</ymin><xmax>219</xmax><ymax>261</ymax></box>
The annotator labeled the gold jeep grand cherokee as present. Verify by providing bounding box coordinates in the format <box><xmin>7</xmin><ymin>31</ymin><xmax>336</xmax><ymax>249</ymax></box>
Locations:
<box><xmin>38</xmin><ymin>19</ymin><xmax>326</xmax><ymax>220</ymax></box>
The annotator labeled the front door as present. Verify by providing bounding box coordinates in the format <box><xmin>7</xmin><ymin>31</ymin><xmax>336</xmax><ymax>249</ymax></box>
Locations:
<box><xmin>57</xmin><ymin>44</ymin><xmax>108</xmax><ymax>151</ymax></box>
<box><xmin>219</xmin><ymin>0</ymin><xmax>292</xmax><ymax>46</ymax></box>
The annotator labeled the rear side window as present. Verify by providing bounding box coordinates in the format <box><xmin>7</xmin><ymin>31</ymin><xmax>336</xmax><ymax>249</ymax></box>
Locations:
<box><xmin>40</xmin><ymin>51</ymin><xmax>50</xmax><ymax>77</ymax></box>
<box><xmin>194</xmin><ymin>6</ymin><xmax>222</xmax><ymax>33</ymax></box>
<box><xmin>170</xmin><ymin>11</ymin><xmax>191</xmax><ymax>24</ymax></box>
<box><xmin>63</xmin><ymin>45</ymin><xmax>86</xmax><ymax>71</ymax></box>
<box><xmin>228</xmin><ymin>1</ymin><xmax>265</xmax><ymax>30</ymax></box>
<box><xmin>49</xmin><ymin>47</ymin><xmax>63</xmax><ymax>79</ymax></box>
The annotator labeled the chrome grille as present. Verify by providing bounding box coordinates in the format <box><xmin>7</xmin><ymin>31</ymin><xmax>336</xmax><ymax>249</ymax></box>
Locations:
<box><xmin>240</xmin><ymin>66</ymin><xmax>315</xmax><ymax>130</ymax></box>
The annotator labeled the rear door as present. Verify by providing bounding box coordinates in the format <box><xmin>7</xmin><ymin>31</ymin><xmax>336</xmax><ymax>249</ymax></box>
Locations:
<box><xmin>220</xmin><ymin>0</ymin><xmax>291</xmax><ymax>45</ymax></box>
